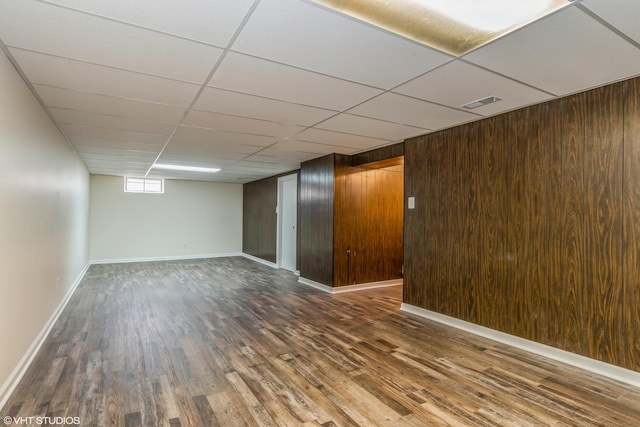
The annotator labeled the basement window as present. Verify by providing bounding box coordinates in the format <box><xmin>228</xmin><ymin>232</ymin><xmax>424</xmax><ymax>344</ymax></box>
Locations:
<box><xmin>124</xmin><ymin>177</ymin><xmax>164</xmax><ymax>194</ymax></box>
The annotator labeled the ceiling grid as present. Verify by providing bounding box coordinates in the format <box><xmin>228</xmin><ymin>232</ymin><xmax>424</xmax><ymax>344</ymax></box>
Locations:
<box><xmin>0</xmin><ymin>0</ymin><xmax>638</xmax><ymax>182</ymax></box>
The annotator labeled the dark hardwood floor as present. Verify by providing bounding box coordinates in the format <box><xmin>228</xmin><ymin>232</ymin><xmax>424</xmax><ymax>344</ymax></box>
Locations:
<box><xmin>2</xmin><ymin>257</ymin><xmax>640</xmax><ymax>426</ymax></box>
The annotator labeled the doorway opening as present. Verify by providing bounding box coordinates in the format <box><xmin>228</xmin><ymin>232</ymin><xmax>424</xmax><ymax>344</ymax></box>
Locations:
<box><xmin>277</xmin><ymin>174</ymin><xmax>298</xmax><ymax>273</ymax></box>
<box><xmin>334</xmin><ymin>156</ymin><xmax>404</xmax><ymax>290</ymax></box>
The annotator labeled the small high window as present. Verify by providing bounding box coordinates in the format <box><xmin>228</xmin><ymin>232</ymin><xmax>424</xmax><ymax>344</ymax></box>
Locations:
<box><xmin>124</xmin><ymin>177</ymin><xmax>164</xmax><ymax>194</ymax></box>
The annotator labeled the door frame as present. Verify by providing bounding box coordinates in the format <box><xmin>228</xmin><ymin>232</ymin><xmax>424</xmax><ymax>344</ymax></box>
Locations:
<box><xmin>276</xmin><ymin>173</ymin><xmax>298</xmax><ymax>273</ymax></box>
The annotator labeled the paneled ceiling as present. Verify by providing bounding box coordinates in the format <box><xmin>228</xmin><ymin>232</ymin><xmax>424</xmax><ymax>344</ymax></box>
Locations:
<box><xmin>1</xmin><ymin>0</ymin><xmax>639</xmax><ymax>183</ymax></box>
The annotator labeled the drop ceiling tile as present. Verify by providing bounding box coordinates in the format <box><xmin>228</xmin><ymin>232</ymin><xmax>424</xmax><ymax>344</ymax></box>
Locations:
<box><xmin>49</xmin><ymin>108</ymin><xmax>176</xmax><ymax>135</ymax></box>
<box><xmin>159</xmin><ymin>150</ymin><xmax>247</xmax><ymax>162</ymax></box>
<box><xmin>243</xmin><ymin>155</ymin><xmax>301</xmax><ymax>166</ymax></box>
<box><xmin>231</xmin><ymin>160</ymin><xmax>296</xmax><ymax>174</ymax></box>
<box><xmin>296</xmin><ymin>128</ymin><xmax>390</xmax><ymax>150</ymax></box>
<box><xmin>91</xmin><ymin>169</ymin><xmax>147</xmax><ymax>177</ymax></box>
<box><xmin>274</xmin><ymin>140</ymin><xmax>358</xmax><ymax>156</ymax></box>
<box><xmin>583</xmin><ymin>0</ymin><xmax>640</xmax><ymax>44</ymax></box>
<box><xmin>394</xmin><ymin>61</ymin><xmax>553</xmax><ymax>116</ymax></box>
<box><xmin>194</xmin><ymin>87</ymin><xmax>336</xmax><ymax>126</ymax></box>
<box><xmin>44</xmin><ymin>0</ymin><xmax>255</xmax><ymax>46</ymax></box>
<box><xmin>173</xmin><ymin>126</ymin><xmax>278</xmax><ymax>147</ymax></box>
<box><xmin>70</xmin><ymin>136</ymin><xmax>165</xmax><ymax>152</ymax></box>
<box><xmin>464</xmin><ymin>7</ymin><xmax>640</xmax><ymax>96</ymax></box>
<box><xmin>315</xmin><ymin>113</ymin><xmax>427</xmax><ymax>140</ymax></box>
<box><xmin>167</xmin><ymin>137</ymin><xmax>262</xmax><ymax>156</ymax></box>
<box><xmin>10</xmin><ymin>49</ymin><xmax>200</xmax><ymax>106</ymax></box>
<box><xmin>183</xmin><ymin>110</ymin><xmax>305</xmax><ymax>138</ymax></box>
<box><xmin>209</xmin><ymin>52</ymin><xmax>382</xmax><ymax>111</ymax></box>
<box><xmin>0</xmin><ymin>1</ymin><xmax>222</xmax><ymax>83</ymax></box>
<box><xmin>233</xmin><ymin>0</ymin><xmax>451</xmax><ymax>89</ymax></box>
<box><xmin>75</xmin><ymin>145</ymin><xmax>159</xmax><ymax>158</ymax></box>
<box><xmin>35</xmin><ymin>85</ymin><xmax>186</xmax><ymax>123</ymax></box>
<box><xmin>349</xmin><ymin>92</ymin><xmax>478</xmax><ymax>130</ymax></box>
<box><xmin>257</xmin><ymin>148</ymin><xmax>318</xmax><ymax>161</ymax></box>
<box><xmin>62</xmin><ymin>125</ymin><xmax>168</xmax><ymax>145</ymax></box>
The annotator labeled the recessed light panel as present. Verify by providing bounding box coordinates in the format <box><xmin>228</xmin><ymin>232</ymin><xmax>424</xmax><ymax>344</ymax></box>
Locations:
<box><xmin>311</xmin><ymin>0</ymin><xmax>570</xmax><ymax>55</ymax></box>
<box><xmin>152</xmin><ymin>164</ymin><xmax>220</xmax><ymax>173</ymax></box>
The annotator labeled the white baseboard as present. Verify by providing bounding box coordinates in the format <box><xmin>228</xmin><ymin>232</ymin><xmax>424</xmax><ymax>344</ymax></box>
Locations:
<box><xmin>298</xmin><ymin>277</ymin><xmax>403</xmax><ymax>294</ymax></box>
<box><xmin>401</xmin><ymin>303</ymin><xmax>640</xmax><ymax>389</ymax></box>
<box><xmin>298</xmin><ymin>277</ymin><xmax>333</xmax><ymax>293</ymax></box>
<box><xmin>0</xmin><ymin>262</ymin><xmax>91</xmax><ymax>412</ymax></box>
<box><xmin>331</xmin><ymin>279</ymin><xmax>402</xmax><ymax>294</ymax></box>
<box><xmin>90</xmin><ymin>252</ymin><xmax>243</xmax><ymax>265</ymax></box>
<box><xmin>241</xmin><ymin>253</ymin><xmax>278</xmax><ymax>269</ymax></box>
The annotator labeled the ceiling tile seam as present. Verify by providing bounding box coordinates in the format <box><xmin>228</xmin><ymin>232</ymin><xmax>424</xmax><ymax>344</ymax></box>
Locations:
<box><xmin>456</xmin><ymin>58</ymin><xmax>558</xmax><ymax>98</ymax></box>
<box><xmin>47</xmin><ymin>106</ymin><xmax>184</xmax><ymax>126</ymax></box>
<box><xmin>58</xmin><ymin>123</ymin><xmax>170</xmax><ymax>138</ymax></box>
<box><xmin>294</xmin><ymin>137</ymin><xmax>391</xmax><ymax>149</ymax></box>
<box><xmin>32</xmin><ymin>83</ymin><xmax>194</xmax><ymax>110</ymax></box>
<box><xmin>6</xmin><ymin>46</ymin><xmax>206</xmax><ymax>88</ymax></box>
<box><xmin>196</xmin><ymin>86</ymin><xmax>339</xmax><ymax>116</ymax></box>
<box><xmin>0</xmin><ymin>38</ymin><xmax>82</xmax><ymax>158</ymax></box>
<box><xmin>72</xmin><ymin>139</ymin><xmax>166</xmax><ymax>148</ymax></box>
<box><xmin>455</xmin><ymin>1</ymin><xmax>582</xmax><ymax>59</ymax></box>
<box><xmin>176</xmin><ymin>124</ymin><xmax>297</xmax><ymax>140</ymax></box>
<box><xmin>224</xmin><ymin>49</ymin><xmax>398</xmax><ymax>92</ymax></box>
<box><xmin>184</xmin><ymin>110</ymin><xmax>304</xmax><ymax>128</ymax></box>
<box><xmin>576</xmin><ymin>4</ymin><xmax>640</xmax><ymax>50</ymax></box>
<box><xmin>36</xmin><ymin>0</ymin><xmax>229</xmax><ymax>50</ymax></box>
<box><xmin>144</xmin><ymin>0</ymin><xmax>264</xmax><ymax>178</ymax></box>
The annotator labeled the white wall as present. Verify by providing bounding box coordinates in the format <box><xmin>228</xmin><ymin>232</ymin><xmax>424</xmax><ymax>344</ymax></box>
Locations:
<box><xmin>90</xmin><ymin>175</ymin><xmax>242</xmax><ymax>261</ymax></box>
<box><xmin>0</xmin><ymin>52</ymin><xmax>90</xmax><ymax>405</ymax></box>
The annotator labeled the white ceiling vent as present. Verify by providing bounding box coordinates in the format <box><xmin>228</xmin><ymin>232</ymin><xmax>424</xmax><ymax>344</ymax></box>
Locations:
<box><xmin>463</xmin><ymin>96</ymin><xmax>501</xmax><ymax>109</ymax></box>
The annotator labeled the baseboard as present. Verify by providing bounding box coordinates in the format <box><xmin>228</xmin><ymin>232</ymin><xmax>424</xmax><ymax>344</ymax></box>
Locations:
<box><xmin>0</xmin><ymin>262</ymin><xmax>91</xmax><ymax>412</ymax></box>
<box><xmin>241</xmin><ymin>253</ymin><xmax>278</xmax><ymax>269</ymax></box>
<box><xmin>331</xmin><ymin>279</ymin><xmax>403</xmax><ymax>294</ymax></box>
<box><xmin>298</xmin><ymin>277</ymin><xmax>403</xmax><ymax>294</ymax></box>
<box><xmin>90</xmin><ymin>252</ymin><xmax>243</xmax><ymax>265</ymax></box>
<box><xmin>298</xmin><ymin>277</ymin><xmax>333</xmax><ymax>293</ymax></box>
<box><xmin>401</xmin><ymin>303</ymin><xmax>640</xmax><ymax>389</ymax></box>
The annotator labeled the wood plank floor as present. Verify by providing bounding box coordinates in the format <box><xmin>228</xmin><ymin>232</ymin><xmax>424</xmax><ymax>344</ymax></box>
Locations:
<box><xmin>2</xmin><ymin>257</ymin><xmax>640</xmax><ymax>426</ymax></box>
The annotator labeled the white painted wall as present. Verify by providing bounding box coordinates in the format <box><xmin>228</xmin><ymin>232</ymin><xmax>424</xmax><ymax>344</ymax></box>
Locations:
<box><xmin>0</xmin><ymin>52</ymin><xmax>90</xmax><ymax>405</ymax></box>
<box><xmin>90</xmin><ymin>175</ymin><xmax>243</xmax><ymax>262</ymax></box>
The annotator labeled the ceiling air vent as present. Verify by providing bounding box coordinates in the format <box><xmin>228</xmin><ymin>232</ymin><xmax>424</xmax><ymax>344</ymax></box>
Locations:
<box><xmin>463</xmin><ymin>96</ymin><xmax>501</xmax><ymax>109</ymax></box>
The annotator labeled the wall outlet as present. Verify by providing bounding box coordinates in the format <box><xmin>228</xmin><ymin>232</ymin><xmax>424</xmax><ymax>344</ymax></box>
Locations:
<box><xmin>56</xmin><ymin>276</ymin><xmax>60</xmax><ymax>291</ymax></box>
<box><xmin>183</xmin><ymin>242</ymin><xmax>187</xmax><ymax>250</ymax></box>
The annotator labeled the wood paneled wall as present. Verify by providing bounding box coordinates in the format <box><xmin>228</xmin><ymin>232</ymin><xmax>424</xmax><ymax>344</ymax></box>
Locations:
<box><xmin>334</xmin><ymin>159</ymin><xmax>404</xmax><ymax>286</ymax></box>
<box><xmin>243</xmin><ymin>176</ymin><xmax>278</xmax><ymax>263</ymax></box>
<box><xmin>299</xmin><ymin>154</ymin><xmax>340</xmax><ymax>285</ymax></box>
<box><xmin>351</xmin><ymin>142</ymin><xmax>405</xmax><ymax>167</ymax></box>
<box><xmin>404</xmin><ymin>76</ymin><xmax>640</xmax><ymax>371</ymax></box>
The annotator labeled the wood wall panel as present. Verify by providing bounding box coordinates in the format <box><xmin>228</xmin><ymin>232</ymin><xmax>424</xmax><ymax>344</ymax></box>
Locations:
<box><xmin>583</xmin><ymin>84</ymin><xmax>624</xmax><ymax>365</ymax></box>
<box><xmin>623</xmin><ymin>78</ymin><xmax>640</xmax><ymax>370</ymax></box>
<box><xmin>556</xmin><ymin>94</ymin><xmax>585</xmax><ymax>354</ymax></box>
<box><xmin>333</xmin><ymin>154</ymin><xmax>352</xmax><ymax>286</ymax></box>
<box><xmin>243</xmin><ymin>176</ymin><xmax>278</xmax><ymax>262</ymax></box>
<box><xmin>299</xmin><ymin>154</ymin><xmax>337</xmax><ymax>286</ymax></box>
<box><xmin>350</xmin><ymin>142</ymin><xmax>404</xmax><ymax>166</ymax></box>
<box><xmin>404</xmin><ymin>76</ymin><xmax>640</xmax><ymax>372</ymax></box>
<box><xmin>334</xmin><ymin>159</ymin><xmax>404</xmax><ymax>287</ymax></box>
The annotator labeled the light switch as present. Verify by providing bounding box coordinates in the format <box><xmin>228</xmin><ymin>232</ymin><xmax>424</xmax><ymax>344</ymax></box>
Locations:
<box><xmin>408</xmin><ymin>196</ymin><xmax>415</xmax><ymax>209</ymax></box>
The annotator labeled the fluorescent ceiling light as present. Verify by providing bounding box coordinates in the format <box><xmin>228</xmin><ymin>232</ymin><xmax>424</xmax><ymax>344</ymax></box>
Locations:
<box><xmin>311</xmin><ymin>0</ymin><xmax>570</xmax><ymax>56</ymax></box>
<box><xmin>152</xmin><ymin>164</ymin><xmax>220</xmax><ymax>173</ymax></box>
